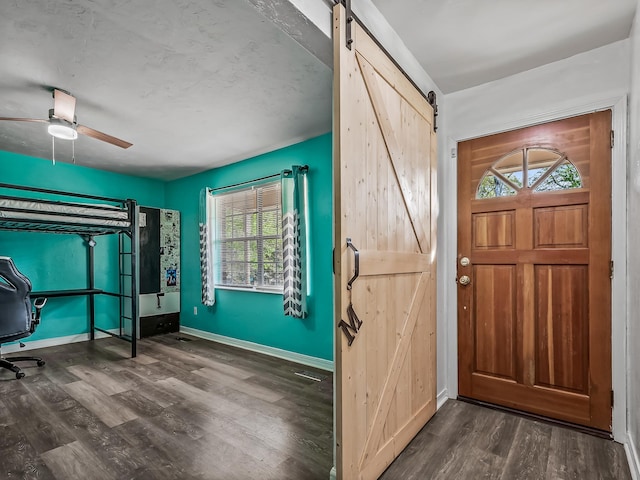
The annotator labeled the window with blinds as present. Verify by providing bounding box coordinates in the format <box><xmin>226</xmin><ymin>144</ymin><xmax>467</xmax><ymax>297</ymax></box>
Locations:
<box><xmin>214</xmin><ymin>181</ymin><xmax>283</xmax><ymax>291</ymax></box>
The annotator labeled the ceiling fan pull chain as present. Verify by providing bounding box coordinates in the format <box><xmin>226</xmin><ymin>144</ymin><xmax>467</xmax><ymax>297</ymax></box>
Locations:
<box><xmin>72</xmin><ymin>139</ymin><xmax>75</xmax><ymax>164</ymax></box>
<box><xmin>51</xmin><ymin>136</ymin><xmax>55</xmax><ymax>165</ymax></box>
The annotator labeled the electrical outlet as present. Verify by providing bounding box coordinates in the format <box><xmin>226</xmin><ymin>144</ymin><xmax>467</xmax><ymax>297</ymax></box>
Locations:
<box><xmin>193</xmin><ymin>306</ymin><xmax>198</xmax><ymax>316</ymax></box>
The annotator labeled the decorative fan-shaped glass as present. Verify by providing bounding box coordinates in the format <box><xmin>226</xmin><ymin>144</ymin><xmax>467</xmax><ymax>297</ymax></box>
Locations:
<box><xmin>476</xmin><ymin>147</ymin><xmax>582</xmax><ymax>199</ymax></box>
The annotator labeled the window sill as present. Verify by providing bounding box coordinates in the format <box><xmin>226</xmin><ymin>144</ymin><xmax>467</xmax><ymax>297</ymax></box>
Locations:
<box><xmin>215</xmin><ymin>285</ymin><xmax>283</xmax><ymax>295</ymax></box>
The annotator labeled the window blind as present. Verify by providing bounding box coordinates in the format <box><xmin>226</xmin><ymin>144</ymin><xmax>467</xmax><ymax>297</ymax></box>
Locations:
<box><xmin>214</xmin><ymin>181</ymin><xmax>283</xmax><ymax>290</ymax></box>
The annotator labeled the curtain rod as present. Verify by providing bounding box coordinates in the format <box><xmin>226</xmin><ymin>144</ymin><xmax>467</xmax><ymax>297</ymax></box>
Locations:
<box><xmin>210</xmin><ymin>165</ymin><xmax>308</xmax><ymax>193</ymax></box>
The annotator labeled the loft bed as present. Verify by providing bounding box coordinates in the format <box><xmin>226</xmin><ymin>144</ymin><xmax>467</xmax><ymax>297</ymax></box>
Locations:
<box><xmin>0</xmin><ymin>182</ymin><xmax>139</xmax><ymax>357</ymax></box>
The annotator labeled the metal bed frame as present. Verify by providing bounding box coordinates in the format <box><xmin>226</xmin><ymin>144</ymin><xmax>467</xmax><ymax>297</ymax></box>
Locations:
<box><xmin>0</xmin><ymin>182</ymin><xmax>138</xmax><ymax>357</ymax></box>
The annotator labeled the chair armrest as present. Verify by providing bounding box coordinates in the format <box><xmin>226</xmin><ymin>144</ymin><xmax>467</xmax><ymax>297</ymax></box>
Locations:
<box><xmin>31</xmin><ymin>297</ymin><xmax>47</xmax><ymax>328</ymax></box>
<box><xmin>34</xmin><ymin>297</ymin><xmax>47</xmax><ymax>310</ymax></box>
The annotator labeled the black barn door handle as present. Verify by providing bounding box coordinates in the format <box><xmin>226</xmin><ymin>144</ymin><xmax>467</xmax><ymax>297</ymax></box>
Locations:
<box><xmin>346</xmin><ymin>238</ymin><xmax>359</xmax><ymax>290</ymax></box>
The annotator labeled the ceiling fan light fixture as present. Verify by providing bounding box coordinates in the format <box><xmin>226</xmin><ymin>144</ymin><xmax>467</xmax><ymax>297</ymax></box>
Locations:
<box><xmin>48</xmin><ymin>118</ymin><xmax>78</xmax><ymax>140</ymax></box>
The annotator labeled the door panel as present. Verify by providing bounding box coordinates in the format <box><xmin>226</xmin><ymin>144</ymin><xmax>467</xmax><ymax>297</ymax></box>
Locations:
<box><xmin>333</xmin><ymin>4</ymin><xmax>438</xmax><ymax>479</ymax></box>
<box><xmin>457</xmin><ymin>111</ymin><xmax>612</xmax><ymax>431</ymax></box>
<box><xmin>473</xmin><ymin>211</ymin><xmax>515</xmax><ymax>249</ymax></box>
<box><xmin>535</xmin><ymin>265</ymin><xmax>588</xmax><ymax>393</ymax></box>
<box><xmin>474</xmin><ymin>265</ymin><xmax>517</xmax><ymax>380</ymax></box>
<box><xmin>534</xmin><ymin>205</ymin><xmax>588</xmax><ymax>248</ymax></box>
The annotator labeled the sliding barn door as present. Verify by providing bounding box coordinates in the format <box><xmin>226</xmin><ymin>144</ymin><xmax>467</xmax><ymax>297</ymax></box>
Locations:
<box><xmin>333</xmin><ymin>4</ymin><xmax>438</xmax><ymax>479</ymax></box>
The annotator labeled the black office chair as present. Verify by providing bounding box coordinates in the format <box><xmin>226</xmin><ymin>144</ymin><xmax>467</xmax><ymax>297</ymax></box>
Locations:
<box><xmin>0</xmin><ymin>257</ymin><xmax>47</xmax><ymax>379</ymax></box>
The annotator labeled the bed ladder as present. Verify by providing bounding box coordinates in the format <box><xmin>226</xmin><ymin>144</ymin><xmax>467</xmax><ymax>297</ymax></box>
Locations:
<box><xmin>118</xmin><ymin>232</ymin><xmax>136</xmax><ymax>350</ymax></box>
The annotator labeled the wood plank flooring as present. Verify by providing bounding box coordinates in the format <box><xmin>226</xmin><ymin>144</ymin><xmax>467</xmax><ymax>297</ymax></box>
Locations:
<box><xmin>380</xmin><ymin>400</ymin><xmax>632</xmax><ymax>480</ymax></box>
<box><xmin>0</xmin><ymin>334</ymin><xmax>632</xmax><ymax>479</ymax></box>
<box><xmin>0</xmin><ymin>334</ymin><xmax>333</xmax><ymax>480</ymax></box>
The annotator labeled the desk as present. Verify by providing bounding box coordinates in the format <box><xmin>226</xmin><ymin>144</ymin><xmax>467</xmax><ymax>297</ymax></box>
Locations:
<box><xmin>31</xmin><ymin>288</ymin><xmax>104</xmax><ymax>298</ymax></box>
<box><xmin>30</xmin><ymin>288</ymin><xmax>132</xmax><ymax>343</ymax></box>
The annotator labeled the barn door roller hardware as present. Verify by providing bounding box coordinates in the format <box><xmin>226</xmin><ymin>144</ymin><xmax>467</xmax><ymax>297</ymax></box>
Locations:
<box><xmin>427</xmin><ymin>91</ymin><xmax>438</xmax><ymax>131</ymax></box>
<box><xmin>338</xmin><ymin>238</ymin><xmax>363</xmax><ymax>346</ymax></box>
<box><xmin>342</xmin><ymin>0</ymin><xmax>354</xmax><ymax>49</ymax></box>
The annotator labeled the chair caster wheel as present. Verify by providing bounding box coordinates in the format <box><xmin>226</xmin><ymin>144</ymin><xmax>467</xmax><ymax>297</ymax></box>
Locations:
<box><xmin>15</xmin><ymin>372</ymin><xmax>25</xmax><ymax>379</ymax></box>
<box><xmin>37</xmin><ymin>360</ymin><xmax>45</xmax><ymax>367</ymax></box>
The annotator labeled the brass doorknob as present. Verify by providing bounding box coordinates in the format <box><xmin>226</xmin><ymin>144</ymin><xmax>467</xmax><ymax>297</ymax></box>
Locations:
<box><xmin>459</xmin><ymin>275</ymin><xmax>471</xmax><ymax>286</ymax></box>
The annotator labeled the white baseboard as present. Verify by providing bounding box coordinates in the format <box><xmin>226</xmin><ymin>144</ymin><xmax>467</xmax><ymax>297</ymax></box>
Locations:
<box><xmin>179</xmin><ymin>326</ymin><xmax>334</xmax><ymax>372</ymax></box>
<box><xmin>627</xmin><ymin>434</ymin><xmax>640</xmax><ymax>480</ymax></box>
<box><xmin>437</xmin><ymin>388</ymin><xmax>449</xmax><ymax>410</ymax></box>
<box><xmin>1</xmin><ymin>329</ymin><xmax>119</xmax><ymax>354</ymax></box>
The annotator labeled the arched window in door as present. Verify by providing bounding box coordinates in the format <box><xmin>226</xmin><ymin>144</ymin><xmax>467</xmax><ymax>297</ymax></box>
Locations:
<box><xmin>476</xmin><ymin>147</ymin><xmax>582</xmax><ymax>199</ymax></box>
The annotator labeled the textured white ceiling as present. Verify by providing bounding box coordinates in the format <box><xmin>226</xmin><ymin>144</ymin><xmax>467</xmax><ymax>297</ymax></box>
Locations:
<box><xmin>371</xmin><ymin>0</ymin><xmax>637</xmax><ymax>93</ymax></box>
<box><xmin>1</xmin><ymin>0</ymin><xmax>637</xmax><ymax>180</ymax></box>
<box><xmin>0</xmin><ymin>0</ymin><xmax>332</xmax><ymax>180</ymax></box>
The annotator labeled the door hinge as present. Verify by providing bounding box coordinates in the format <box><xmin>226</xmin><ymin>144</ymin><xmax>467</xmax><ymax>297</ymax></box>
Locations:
<box><xmin>611</xmin><ymin>390</ymin><xmax>614</xmax><ymax>406</ymax></box>
<box><xmin>610</xmin><ymin>130</ymin><xmax>614</xmax><ymax>148</ymax></box>
<box><xmin>610</xmin><ymin>261</ymin><xmax>614</xmax><ymax>279</ymax></box>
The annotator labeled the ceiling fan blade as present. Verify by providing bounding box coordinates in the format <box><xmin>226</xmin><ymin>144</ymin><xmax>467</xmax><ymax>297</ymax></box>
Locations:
<box><xmin>0</xmin><ymin>117</ymin><xmax>48</xmax><ymax>123</ymax></box>
<box><xmin>77</xmin><ymin>124</ymin><xmax>132</xmax><ymax>149</ymax></box>
<box><xmin>53</xmin><ymin>89</ymin><xmax>76</xmax><ymax>123</ymax></box>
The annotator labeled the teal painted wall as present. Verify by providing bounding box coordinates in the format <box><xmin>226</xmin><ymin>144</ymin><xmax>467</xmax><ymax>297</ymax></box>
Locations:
<box><xmin>0</xmin><ymin>151</ymin><xmax>165</xmax><ymax>341</ymax></box>
<box><xmin>165</xmin><ymin>134</ymin><xmax>333</xmax><ymax>361</ymax></box>
<box><xmin>0</xmin><ymin>136</ymin><xmax>333</xmax><ymax>361</ymax></box>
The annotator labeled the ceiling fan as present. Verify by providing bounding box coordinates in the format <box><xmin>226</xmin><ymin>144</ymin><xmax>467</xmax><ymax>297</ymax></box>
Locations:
<box><xmin>0</xmin><ymin>89</ymin><xmax>132</xmax><ymax>149</ymax></box>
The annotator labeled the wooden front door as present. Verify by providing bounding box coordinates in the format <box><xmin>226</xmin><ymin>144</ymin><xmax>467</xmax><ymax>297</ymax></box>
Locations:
<box><xmin>457</xmin><ymin>111</ymin><xmax>612</xmax><ymax>431</ymax></box>
<box><xmin>333</xmin><ymin>4</ymin><xmax>438</xmax><ymax>479</ymax></box>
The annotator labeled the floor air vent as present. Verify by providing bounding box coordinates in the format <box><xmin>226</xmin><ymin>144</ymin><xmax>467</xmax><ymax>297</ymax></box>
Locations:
<box><xmin>295</xmin><ymin>371</ymin><xmax>324</xmax><ymax>382</ymax></box>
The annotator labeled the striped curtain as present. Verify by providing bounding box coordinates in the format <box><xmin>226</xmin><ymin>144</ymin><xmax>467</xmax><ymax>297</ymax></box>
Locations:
<box><xmin>281</xmin><ymin>166</ymin><xmax>308</xmax><ymax>318</ymax></box>
<box><xmin>199</xmin><ymin>188</ymin><xmax>215</xmax><ymax>306</ymax></box>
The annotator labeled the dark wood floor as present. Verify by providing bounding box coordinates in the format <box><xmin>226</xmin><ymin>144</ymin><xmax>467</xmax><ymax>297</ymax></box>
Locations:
<box><xmin>1</xmin><ymin>334</ymin><xmax>632</xmax><ymax>480</ymax></box>
<box><xmin>381</xmin><ymin>399</ymin><xmax>632</xmax><ymax>480</ymax></box>
<box><xmin>0</xmin><ymin>333</ymin><xmax>333</xmax><ymax>480</ymax></box>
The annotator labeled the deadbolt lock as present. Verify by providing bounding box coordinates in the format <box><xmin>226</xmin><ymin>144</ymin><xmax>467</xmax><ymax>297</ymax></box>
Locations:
<box><xmin>458</xmin><ymin>275</ymin><xmax>471</xmax><ymax>286</ymax></box>
<box><xmin>460</xmin><ymin>256</ymin><xmax>470</xmax><ymax>267</ymax></box>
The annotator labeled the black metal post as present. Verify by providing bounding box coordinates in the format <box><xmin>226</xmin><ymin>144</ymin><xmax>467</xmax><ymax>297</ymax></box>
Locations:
<box><xmin>129</xmin><ymin>199</ymin><xmax>138</xmax><ymax>358</ymax></box>
<box><xmin>87</xmin><ymin>236</ymin><xmax>96</xmax><ymax>340</ymax></box>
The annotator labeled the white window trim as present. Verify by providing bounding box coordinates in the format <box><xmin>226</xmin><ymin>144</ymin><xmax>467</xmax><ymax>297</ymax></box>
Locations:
<box><xmin>215</xmin><ymin>285</ymin><xmax>283</xmax><ymax>295</ymax></box>
<box><xmin>212</xmin><ymin>180</ymin><xmax>283</xmax><ymax>291</ymax></box>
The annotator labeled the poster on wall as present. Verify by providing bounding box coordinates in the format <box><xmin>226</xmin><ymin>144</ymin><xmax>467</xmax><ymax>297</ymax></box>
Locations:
<box><xmin>166</xmin><ymin>266</ymin><xmax>177</xmax><ymax>286</ymax></box>
<box><xmin>160</xmin><ymin>209</ymin><xmax>180</xmax><ymax>293</ymax></box>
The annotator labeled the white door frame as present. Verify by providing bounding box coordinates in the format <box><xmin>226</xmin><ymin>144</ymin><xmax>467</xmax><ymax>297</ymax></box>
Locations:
<box><xmin>443</xmin><ymin>95</ymin><xmax>628</xmax><ymax>441</ymax></box>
